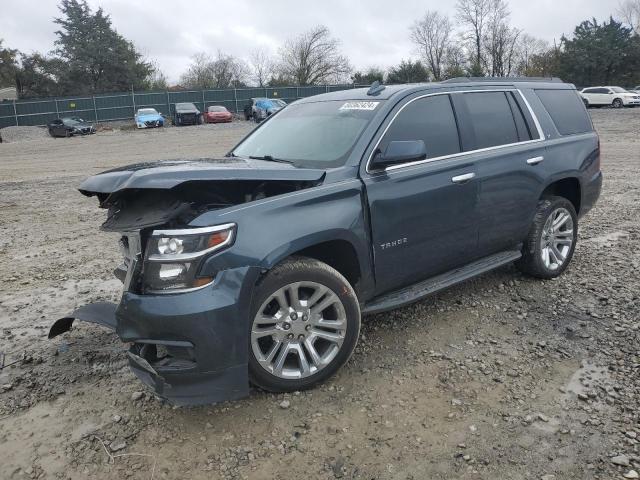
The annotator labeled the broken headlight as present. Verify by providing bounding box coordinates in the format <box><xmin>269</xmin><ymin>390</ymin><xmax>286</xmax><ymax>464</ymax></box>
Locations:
<box><xmin>142</xmin><ymin>223</ymin><xmax>235</xmax><ymax>293</ymax></box>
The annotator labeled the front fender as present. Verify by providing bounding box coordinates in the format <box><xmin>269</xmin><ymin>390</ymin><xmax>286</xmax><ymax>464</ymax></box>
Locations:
<box><xmin>195</xmin><ymin>179</ymin><xmax>374</xmax><ymax>297</ymax></box>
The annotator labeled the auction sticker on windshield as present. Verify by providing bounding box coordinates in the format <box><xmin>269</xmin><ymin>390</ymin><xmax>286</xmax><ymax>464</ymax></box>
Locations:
<box><xmin>339</xmin><ymin>101</ymin><xmax>379</xmax><ymax>111</ymax></box>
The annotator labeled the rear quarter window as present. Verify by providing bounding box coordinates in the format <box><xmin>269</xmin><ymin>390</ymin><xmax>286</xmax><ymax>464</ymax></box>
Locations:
<box><xmin>535</xmin><ymin>89</ymin><xmax>593</xmax><ymax>136</ymax></box>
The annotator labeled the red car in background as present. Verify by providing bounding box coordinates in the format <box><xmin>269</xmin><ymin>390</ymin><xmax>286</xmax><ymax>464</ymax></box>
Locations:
<box><xmin>204</xmin><ymin>105</ymin><xmax>233</xmax><ymax>123</ymax></box>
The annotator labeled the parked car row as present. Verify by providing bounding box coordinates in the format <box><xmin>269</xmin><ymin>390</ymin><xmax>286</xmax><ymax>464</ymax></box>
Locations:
<box><xmin>579</xmin><ymin>86</ymin><xmax>640</xmax><ymax>108</ymax></box>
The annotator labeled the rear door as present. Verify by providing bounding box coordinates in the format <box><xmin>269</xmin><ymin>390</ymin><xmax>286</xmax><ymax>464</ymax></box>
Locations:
<box><xmin>453</xmin><ymin>90</ymin><xmax>546</xmax><ymax>256</ymax></box>
<box><xmin>362</xmin><ymin>93</ymin><xmax>480</xmax><ymax>295</ymax></box>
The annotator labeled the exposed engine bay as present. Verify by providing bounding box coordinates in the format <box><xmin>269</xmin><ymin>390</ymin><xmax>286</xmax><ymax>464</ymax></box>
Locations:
<box><xmin>93</xmin><ymin>179</ymin><xmax>321</xmax><ymax>232</ymax></box>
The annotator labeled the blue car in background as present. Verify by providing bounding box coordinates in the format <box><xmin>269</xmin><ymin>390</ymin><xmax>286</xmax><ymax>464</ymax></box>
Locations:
<box><xmin>243</xmin><ymin>98</ymin><xmax>287</xmax><ymax>122</ymax></box>
<box><xmin>135</xmin><ymin>108</ymin><xmax>164</xmax><ymax>128</ymax></box>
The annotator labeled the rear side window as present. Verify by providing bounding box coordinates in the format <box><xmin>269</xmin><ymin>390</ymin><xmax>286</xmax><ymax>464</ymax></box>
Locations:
<box><xmin>461</xmin><ymin>92</ymin><xmax>520</xmax><ymax>149</ymax></box>
<box><xmin>535</xmin><ymin>89</ymin><xmax>592</xmax><ymax>135</ymax></box>
<box><xmin>379</xmin><ymin>95</ymin><xmax>461</xmax><ymax>159</ymax></box>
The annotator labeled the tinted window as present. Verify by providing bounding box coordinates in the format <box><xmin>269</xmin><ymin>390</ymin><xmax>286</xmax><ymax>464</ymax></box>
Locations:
<box><xmin>597</xmin><ymin>88</ymin><xmax>610</xmax><ymax>94</ymax></box>
<box><xmin>462</xmin><ymin>92</ymin><xmax>519</xmax><ymax>149</ymax></box>
<box><xmin>535</xmin><ymin>89</ymin><xmax>593</xmax><ymax>136</ymax></box>
<box><xmin>379</xmin><ymin>95</ymin><xmax>460</xmax><ymax>160</ymax></box>
<box><xmin>583</xmin><ymin>88</ymin><xmax>596</xmax><ymax>94</ymax></box>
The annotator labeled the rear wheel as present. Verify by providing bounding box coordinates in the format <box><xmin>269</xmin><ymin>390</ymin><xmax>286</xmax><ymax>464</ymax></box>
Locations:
<box><xmin>582</xmin><ymin>97</ymin><xmax>589</xmax><ymax>108</ymax></box>
<box><xmin>516</xmin><ymin>196</ymin><xmax>577</xmax><ymax>279</ymax></box>
<box><xmin>248</xmin><ymin>257</ymin><xmax>360</xmax><ymax>393</ymax></box>
<box><xmin>612</xmin><ymin>98</ymin><xmax>624</xmax><ymax>108</ymax></box>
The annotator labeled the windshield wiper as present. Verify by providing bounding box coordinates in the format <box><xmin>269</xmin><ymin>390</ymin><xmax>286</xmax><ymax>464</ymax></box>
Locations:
<box><xmin>248</xmin><ymin>155</ymin><xmax>294</xmax><ymax>165</ymax></box>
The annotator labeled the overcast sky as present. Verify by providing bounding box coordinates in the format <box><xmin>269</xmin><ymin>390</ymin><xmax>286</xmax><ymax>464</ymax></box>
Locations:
<box><xmin>0</xmin><ymin>0</ymin><xmax>619</xmax><ymax>82</ymax></box>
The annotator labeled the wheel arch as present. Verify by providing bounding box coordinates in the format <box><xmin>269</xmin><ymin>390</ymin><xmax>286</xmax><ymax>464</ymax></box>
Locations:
<box><xmin>258</xmin><ymin>233</ymin><xmax>369</xmax><ymax>297</ymax></box>
<box><xmin>540</xmin><ymin>177</ymin><xmax>582</xmax><ymax>215</ymax></box>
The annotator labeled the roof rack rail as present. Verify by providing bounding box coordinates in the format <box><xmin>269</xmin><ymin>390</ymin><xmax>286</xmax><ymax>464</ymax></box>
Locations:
<box><xmin>441</xmin><ymin>76</ymin><xmax>564</xmax><ymax>83</ymax></box>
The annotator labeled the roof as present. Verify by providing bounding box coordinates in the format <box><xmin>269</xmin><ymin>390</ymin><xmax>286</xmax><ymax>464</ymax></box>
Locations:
<box><xmin>296</xmin><ymin>78</ymin><xmax>573</xmax><ymax>104</ymax></box>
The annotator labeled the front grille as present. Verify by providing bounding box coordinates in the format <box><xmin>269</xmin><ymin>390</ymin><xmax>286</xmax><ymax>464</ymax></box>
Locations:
<box><xmin>180</xmin><ymin>113</ymin><xmax>197</xmax><ymax>124</ymax></box>
<box><xmin>145</xmin><ymin>120</ymin><xmax>160</xmax><ymax>127</ymax></box>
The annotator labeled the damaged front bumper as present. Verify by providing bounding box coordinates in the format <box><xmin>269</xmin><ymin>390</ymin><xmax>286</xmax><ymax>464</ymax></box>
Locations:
<box><xmin>49</xmin><ymin>266</ymin><xmax>260</xmax><ymax>406</ymax></box>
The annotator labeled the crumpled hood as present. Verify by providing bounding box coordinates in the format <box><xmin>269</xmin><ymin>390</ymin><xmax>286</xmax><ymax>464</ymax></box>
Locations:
<box><xmin>79</xmin><ymin>158</ymin><xmax>326</xmax><ymax>196</ymax></box>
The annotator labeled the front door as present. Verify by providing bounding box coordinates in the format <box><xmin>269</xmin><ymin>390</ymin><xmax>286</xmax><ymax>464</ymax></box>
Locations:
<box><xmin>362</xmin><ymin>94</ymin><xmax>479</xmax><ymax>295</ymax></box>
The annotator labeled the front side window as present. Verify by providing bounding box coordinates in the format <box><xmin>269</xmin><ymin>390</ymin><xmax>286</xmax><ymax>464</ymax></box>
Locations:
<box><xmin>378</xmin><ymin>95</ymin><xmax>461</xmax><ymax>160</ymax></box>
<box><xmin>233</xmin><ymin>100</ymin><xmax>382</xmax><ymax>168</ymax></box>
<box><xmin>461</xmin><ymin>92</ymin><xmax>520</xmax><ymax>149</ymax></box>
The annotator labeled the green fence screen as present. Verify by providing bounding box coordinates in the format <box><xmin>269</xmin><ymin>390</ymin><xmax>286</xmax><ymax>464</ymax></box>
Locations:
<box><xmin>0</xmin><ymin>84</ymin><xmax>366</xmax><ymax>128</ymax></box>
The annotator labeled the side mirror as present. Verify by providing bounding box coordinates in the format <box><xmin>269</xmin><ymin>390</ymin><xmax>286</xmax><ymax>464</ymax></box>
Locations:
<box><xmin>370</xmin><ymin>140</ymin><xmax>427</xmax><ymax>169</ymax></box>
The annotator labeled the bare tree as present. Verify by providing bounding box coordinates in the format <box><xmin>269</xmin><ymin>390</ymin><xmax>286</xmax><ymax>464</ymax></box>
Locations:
<box><xmin>410</xmin><ymin>10</ymin><xmax>452</xmax><ymax>81</ymax></box>
<box><xmin>513</xmin><ymin>34</ymin><xmax>548</xmax><ymax>76</ymax></box>
<box><xmin>277</xmin><ymin>26</ymin><xmax>351</xmax><ymax>85</ymax></box>
<box><xmin>249</xmin><ymin>47</ymin><xmax>273</xmax><ymax>87</ymax></box>
<box><xmin>618</xmin><ymin>0</ymin><xmax>640</xmax><ymax>33</ymax></box>
<box><xmin>482</xmin><ymin>1</ymin><xmax>520</xmax><ymax>77</ymax></box>
<box><xmin>455</xmin><ymin>0</ymin><xmax>495</xmax><ymax>72</ymax></box>
<box><xmin>180</xmin><ymin>51</ymin><xmax>247</xmax><ymax>89</ymax></box>
<box><xmin>443</xmin><ymin>44</ymin><xmax>468</xmax><ymax>79</ymax></box>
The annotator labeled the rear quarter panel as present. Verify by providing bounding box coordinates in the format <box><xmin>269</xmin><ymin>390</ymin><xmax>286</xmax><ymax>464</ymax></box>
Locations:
<box><xmin>522</xmin><ymin>89</ymin><xmax>601</xmax><ymax>215</ymax></box>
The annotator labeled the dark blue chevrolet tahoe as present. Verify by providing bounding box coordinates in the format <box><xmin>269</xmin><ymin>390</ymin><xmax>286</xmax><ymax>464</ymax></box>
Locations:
<box><xmin>50</xmin><ymin>78</ymin><xmax>602</xmax><ymax>405</ymax></box>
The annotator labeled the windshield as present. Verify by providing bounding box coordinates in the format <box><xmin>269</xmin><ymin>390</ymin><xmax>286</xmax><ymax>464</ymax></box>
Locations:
<box><xmin>137</xmin><ymin>108</ymin><xmax>158</xmax><ymax>115</ymax></box>
<box><xmin>610</xmin><ymin>87</ymin><xmax>628</xmax><ymax>93</ymax></box>
<box><xmin>208</xmin><ymin>106</ymin><xmax>227</xmax><ymax>112</ymax></box>
<box><xmin>233</xmin><ymin>100</ymin><xmax>382</xmax><ymax>168</ymax></box>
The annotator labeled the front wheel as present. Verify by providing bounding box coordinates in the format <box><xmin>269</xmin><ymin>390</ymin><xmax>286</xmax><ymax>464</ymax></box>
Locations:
<box><xmin>248</xmin><ymin>257</ymin><xmax>360</xmax><ymax>393</ymax></box>
<box><xmin>516</xmin><ymin>196</ymin><xmax>578</xmax><ymax>279</ymax></box>
<box><xmin>612</xmin><ymin>98</ymin><xmax>624</xmax><ymax>108</ymax></box>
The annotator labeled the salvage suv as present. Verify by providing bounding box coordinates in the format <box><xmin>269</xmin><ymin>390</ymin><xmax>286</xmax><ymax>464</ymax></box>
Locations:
<box><xmin>50</xmin><ymin>78</ymin><xmax>602</xmax><ymax>405</ymax></box>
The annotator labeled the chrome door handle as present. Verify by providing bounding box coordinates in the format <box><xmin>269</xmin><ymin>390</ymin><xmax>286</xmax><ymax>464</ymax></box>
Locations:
<box><xmin>526</xmin><ymin>156</ymin><xmax>544</xmax><ymax>165</ymax></box>
<box><xmin>451</xmin><ymin>172</ymin><xmax>476</xmax><ymax>184</ymax></box>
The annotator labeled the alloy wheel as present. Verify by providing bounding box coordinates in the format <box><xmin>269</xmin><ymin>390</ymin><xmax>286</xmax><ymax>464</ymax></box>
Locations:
<box><xmin>251</xmin><ymin>281</ymin><xmax>347</xmax><ymax>380</ymax></box>
<box><xmin>540</xmin><ymin>207</ymin><xmax>574</xmax><ymax>271</ymax></box>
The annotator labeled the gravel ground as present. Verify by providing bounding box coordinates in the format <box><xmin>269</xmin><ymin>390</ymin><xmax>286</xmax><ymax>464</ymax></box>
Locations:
<box><xmin>0</xmin><ymin>111</ymin><xmax>638</xmax><ymax>480</ymax></box>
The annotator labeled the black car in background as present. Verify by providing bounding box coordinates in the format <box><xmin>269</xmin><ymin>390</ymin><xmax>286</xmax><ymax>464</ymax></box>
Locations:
<box><xmin>48</xmin><ymin>117</ymin><xmax>96</xmax><ymax>137</ymax></box>
<box><xmin>173</xmin><ymin>103</ymin><xmax>202</xmax><ymax>126</ymax></box>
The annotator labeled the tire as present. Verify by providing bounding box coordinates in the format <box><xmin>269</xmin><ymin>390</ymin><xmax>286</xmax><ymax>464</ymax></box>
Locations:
<box><xmin>612</xmin><ymin>98</ymin><xmax>624</xmax><ymax>108</ymax></box>
<box><xmin>516</xmin><ymin>196</ymin><xmax>578</xmax><ymax>279</ymax></box>
<box><xmin>582</xmin><ymin>98</ymin><xmax>589</xmax><ymax>108</ymax></box>
<box><xmin>248</xmin><ymin>257</ymin><xmax>361</xmax><ymax>393</ymax></box>
<box><xmin>48</xmin><ymin>128</ymin><xmax>55</xmax><ymax>137</ymax></box>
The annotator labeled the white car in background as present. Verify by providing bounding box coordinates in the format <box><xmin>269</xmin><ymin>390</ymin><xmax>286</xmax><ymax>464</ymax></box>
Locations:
<box><xmin>580</xmin><ymin>86</ymin><xmax>640</xmax><ymax>108</ymax></box>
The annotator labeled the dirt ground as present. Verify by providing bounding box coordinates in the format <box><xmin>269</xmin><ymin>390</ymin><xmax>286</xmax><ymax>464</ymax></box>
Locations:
<box><xmin>0</xmin><ymin>112</ymin><xmax>638</xmax><ymax>480</ymax></box>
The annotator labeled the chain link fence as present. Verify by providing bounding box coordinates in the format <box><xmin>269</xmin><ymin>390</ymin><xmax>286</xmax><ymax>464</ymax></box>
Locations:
<box><xmin>0</xmin><ymin>84</ymin><xmax>367</xmax><ymax>128</ymax></box>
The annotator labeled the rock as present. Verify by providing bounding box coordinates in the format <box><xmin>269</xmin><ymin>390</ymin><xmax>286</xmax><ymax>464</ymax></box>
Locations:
<box><xmin>612</xmin><ymin>455</ymin><xmax>630</xmax><ymax>467</ymax></box>
<box><xmin>537</xmin><ymin>413</ymin><xmax>550</xmax><ymax>423</ymax></box>
<box><xmin>1</xmin><ymin>384</ymin><xmax>13</xmax><ymax>391</ymax></box>
<box><xmin>112</xmin><ymin>415</ymin><xmax>122</xmax><ymax>423</ymax></box>
<box><xmin>131</xmin><ymin>391</ymin><xmax>144</xmax><ymax>401</ymax></box>
<box><xmin>624</xmin><ymin>471</ymin><xmax>639</xmax><ymax>479</ymax></box>
<box><xmin>279</xmin><ymin>400</ymin><xmax>290</xmax><ymax>409</ymax></box>
<box><xmin>110</xmin><ymin>439</ymin><xmax>127</xmax><ymax>452</ymax></box>
<box><xmin>541</xmin><ymin>475</ymin><xmax>556</xmax><ymax>480</ymax></box>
